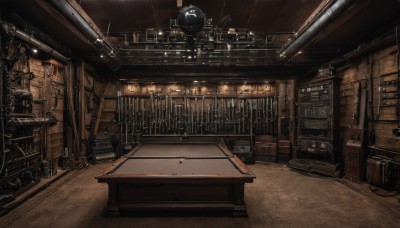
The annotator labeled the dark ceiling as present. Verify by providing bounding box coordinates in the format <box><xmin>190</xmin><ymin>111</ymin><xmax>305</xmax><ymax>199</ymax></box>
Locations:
<box><xmin>78</xmin><ymin>0</ymin><xmax>322</xmax><ymax>34</ymax></box>
<box><xmin>1</xmin><ymin>0</ymin><xmax>400</xmax><ymax>80</ymax></box>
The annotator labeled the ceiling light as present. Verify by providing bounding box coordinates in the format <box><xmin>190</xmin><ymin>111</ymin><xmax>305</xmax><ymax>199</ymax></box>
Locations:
<box><xmin>177</xmin><ymin>5</ymin><xmax>205</xmax><ymax>35</ymax></box>
<box><xmin>298</xmin><ymin>51</ymin><xmax>302</xmax><ymax>54</ymax></box>
<box><xmin>193</xmin><ymin>80</ymin><xmax>198</xmax><ymax>83</ymax></box>
<box><xmin>32</xmin><ymin>48</ymin><xmax>38</xmax><ymax>54</ymax></box>
<box><xmin>100</xmin><ymin>53</ymin><xmax>105</xmax><ymax>58</ymax></box>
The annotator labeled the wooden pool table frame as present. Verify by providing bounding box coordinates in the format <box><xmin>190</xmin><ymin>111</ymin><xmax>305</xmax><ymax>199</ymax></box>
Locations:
<box><xmin>96</xmin><ymin>142</ymin><xmax>255</xmax><ymax>217</ymax></box>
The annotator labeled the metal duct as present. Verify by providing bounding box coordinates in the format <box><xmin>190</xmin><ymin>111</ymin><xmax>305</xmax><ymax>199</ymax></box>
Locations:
<box><xmin>47</xmin><ymin>0</ymin><xmax>120</xmax><ymax>70</ymax></box>
<box><xmin>2</xmin><ymin>24</ymin><xmax>70</xmax><ymax>62</ymax></box>
<box><xmin>277</xmin><ymin>0</ymin><xmax>355</xmax><ymax>62</ymax></box>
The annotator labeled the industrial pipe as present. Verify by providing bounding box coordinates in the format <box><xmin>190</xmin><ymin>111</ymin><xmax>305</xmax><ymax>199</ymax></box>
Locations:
<box><xmin>7</xmin><ymin>113</ymin><xmax>57</xmax><ymax>132</ymax></box>
<box><xmin>277</xmin><ymin>0</ymin><xmax>355</xmax><ymax>62</ymax></box>
<box><xmin>8</xmin><ymin>117</ymin><xmax>57</xmax><ymax>127</ymax></box>
<box><xmin>47</xmin><ymin>0</ymin><xmax>120</xmax><ymax>70</ymax></box>
<box><xmin>2</xmin><ymin>23</ymin><xmax>70</xmax><ymax>62</ymax></box>
<box><xmin>13</xmin><ymin>88</ymin><xmax>33</xmax><ymax>100</ymax></box>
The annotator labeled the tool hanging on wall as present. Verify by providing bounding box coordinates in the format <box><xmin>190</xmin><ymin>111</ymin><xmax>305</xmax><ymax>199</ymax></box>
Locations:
<box><xmin>369</xmin><ymin>59</ymin><xmax>379</xmax><ymax>145</ymax></box>
<box><xmin>392</xmin><ymin>26</ymin><xmax>400</xmax><ymax>136</ymax></box>
<box><xmin>117</xmin><ymin>91</ymin><xmax>122</xmax><ymax>146</ymax></box>
<box><xmin>124</xmin><ymin>97</ymin><xmax>132</xmax><ymax>152</ymax></box>
<box><xmin>345</xmin><ymin>79</ymin><xmax>368</xmax><ymax>182</ymax></box>
<box><xmin>353</xmin><ymin>81</ymin><xmax>361</xmax><ymax>125</ymax></box>
<box><xmin>117</xmin><ymin>94</ymin><xmax>278</xmax><ymax>136</ymax></box>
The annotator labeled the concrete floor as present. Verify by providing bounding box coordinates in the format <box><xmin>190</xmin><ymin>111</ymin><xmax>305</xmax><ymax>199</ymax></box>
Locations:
<box><xmin>2</xmin><ymin>162</ymin><xmax>400</xmax><ymax>228</ymax></box>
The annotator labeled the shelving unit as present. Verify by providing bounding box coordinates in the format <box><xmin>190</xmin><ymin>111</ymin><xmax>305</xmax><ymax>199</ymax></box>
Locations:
<box><xmin>289</xmin><ymin>74</ymin><xmax>341</xmax><ymax>177</ymax></box>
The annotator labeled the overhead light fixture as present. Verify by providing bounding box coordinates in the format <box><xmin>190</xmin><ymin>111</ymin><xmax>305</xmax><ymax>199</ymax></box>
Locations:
<box><xmin>32</xmin><ymin>48</ymin><xmax>38</xmax><ymax>54</ymax></box>
<box><xmin>177</xmin><ymin>5</ymin><xmax>205</xmax><ymax>35</ymax></box>
<box><xmin>100</xmin><ymin>53</ymin><xmax>105</xmax><ymax>58</ymax></box>
<box><xmin>193</xmin><ymin>80</ymin><xmax>199</xmax><ymax>83</ymax></box>
<box><xmin>298</xmin><ymin>51</ymin><xmax>303</xmax><ymax>54</ymax></box>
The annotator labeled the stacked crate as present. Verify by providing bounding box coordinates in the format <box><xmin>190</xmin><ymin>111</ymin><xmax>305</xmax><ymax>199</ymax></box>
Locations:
<box><xmin>91</xmin><ymin>132</ymin><xmax>116</xmax><ymax>163</ymax></box>
<box><xmin>232</xmin><ymin>140</ymin><xmax>252</xmax><ymax>163</ymax></box>
<box><xmin>278</xmin><ymin>140</ymin><xmax>291</xmax><ymax>162</ymax></box>
<box><xmin>255</xmin><ymin>135</ymin><xmax>277</xmax><ymax>162</ymax></box>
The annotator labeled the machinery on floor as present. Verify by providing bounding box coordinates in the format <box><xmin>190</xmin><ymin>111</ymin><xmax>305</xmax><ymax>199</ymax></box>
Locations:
<box><xmin>0</xmin><ymin>40</ymin><xmax>57</xmax><ymax>206</ymax></box>
<box><xmin>289</xmin><ymin>66</ymin><xmax>342</xmax><ymax>177</ymax></box>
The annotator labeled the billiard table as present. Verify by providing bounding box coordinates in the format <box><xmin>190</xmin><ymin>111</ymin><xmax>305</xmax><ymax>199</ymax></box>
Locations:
<box><xmin>96</xmin><ymin>142</ymin><xmax>255</xmax><ymax>217</ymax></box>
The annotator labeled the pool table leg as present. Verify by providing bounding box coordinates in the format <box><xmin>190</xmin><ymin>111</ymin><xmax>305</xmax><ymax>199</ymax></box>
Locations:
<box><xmin>103</xmin><ymin>183</ymin><xmax>120</xmax><ymax>217</ymax></box>
<box><xmin>232</xmin><ymin>183</ymin><xmax>248</xmax><ymax>217</ymax></box>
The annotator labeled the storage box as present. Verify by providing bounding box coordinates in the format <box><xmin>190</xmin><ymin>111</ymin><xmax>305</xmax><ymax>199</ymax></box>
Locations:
<box><xmin>344</xmin><ymin>129</ymin><xmax>366</xmax><ymax>182</ymax></box>
<box><xmin>232</xmin><ymin>140</ymin><xmax>251</xmax><ymax>155</ymax></box>
<box><xmin>366</xmin><ymin>157</ymin><xmax>388</xmax><ymax>186</ymax></box>
<box><xmin>255</xmin><ymin>142</ymin><xmax>277</xmax><ymax>163</ymax></box>
<box><xmin>278</xmin><ymin>140</ymin><xmax>291</xmax><ymax>155</ymax></box>
<box><xmin>256</xmin><ymin>155</ymin><xmax>277</xmax><ymax>163</ymax></box>
<box><xmin>255</xmin><ymin>143</ymin><xmax>277</xmax><ymax>156</ymax></box>
<box><xmin>255</xmin><ymin>135</ymin><xmax>275</xmax><ymax>143</ymax></box>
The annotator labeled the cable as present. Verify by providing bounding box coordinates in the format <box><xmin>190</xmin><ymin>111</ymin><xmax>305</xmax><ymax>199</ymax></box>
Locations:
<box><xmin>369</xmin><ymin>60</ymin><xmax>380</xmax><ymax>144</ymax></box>
<box><xmin>0</xmin><ymin>32</ymin><xmax>7</xmax><ymax>175</ymax></box>
<box><xmin>396</xmin><ymin>26</ymin><xmax>400</xmax><ymax>128</ymax></box>
<box><xmin>289</xmin><ymin>167</ymin><xmax>340</xmax><ymax>180</ymax></box>
<box><xmin>369</xmin><ymin>185</ymin><xmax>399</xmax><ymax>197</ymax></box>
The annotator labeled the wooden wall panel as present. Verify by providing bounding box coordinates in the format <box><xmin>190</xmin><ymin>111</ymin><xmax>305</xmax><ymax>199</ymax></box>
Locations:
<box><xmin>27</xmin><ymin>58</ymin><xmax>66</xmax><ymax>161</ymax></box>
<box><xmin>28</xmin><ymin>59</ymin><xmax>45</xmax><ymax>159</ymax></box>
<box><xmin>337</xmin><ymin>45</ymin><xmax>400</xmax><ymax>152</ymax></box>
<box><xmin>98</xmin><ymin>82</ymin><xmax>119</xmax><ymax>134</ymax></box>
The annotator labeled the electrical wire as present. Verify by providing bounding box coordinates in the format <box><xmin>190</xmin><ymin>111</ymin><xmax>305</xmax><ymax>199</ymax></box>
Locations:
<box><xmin>0</xmin><ymin>33</ymin><xmax>6</xmax><ymax>175</ymax></box>
<box><xmin>368</xmin><ymin>60</ymin><xmax>381</xmax><ymax>144</ymax></box>
<box><xmin>396</xmin><ymin>26</ymin><xmax>400</xmax><ymax>128</ymax></box>
<box><xmin>369</xmin><ymin>186</ymin><xmax>399</xmax><ymax>197</ymax></box>
<box><xmin>289</xmin><ymin>167</ymin><xmax>340</xmax><ymax>180</ymax></box>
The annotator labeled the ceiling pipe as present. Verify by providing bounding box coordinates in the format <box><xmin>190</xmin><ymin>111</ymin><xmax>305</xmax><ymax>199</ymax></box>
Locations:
<box><xmin>2</xmin><ymin>23</ymin><xmax>70</xmax><ymax>62</ymax></box>
<box><xmin>47</xmin><ymin>0</ymin><xmax>120</xmax><ymax>70</ymax></box>
<box><xmin>277</xmin><ymin>0</ymin><xmax>355</xmax><ymax>62</ymax></box>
